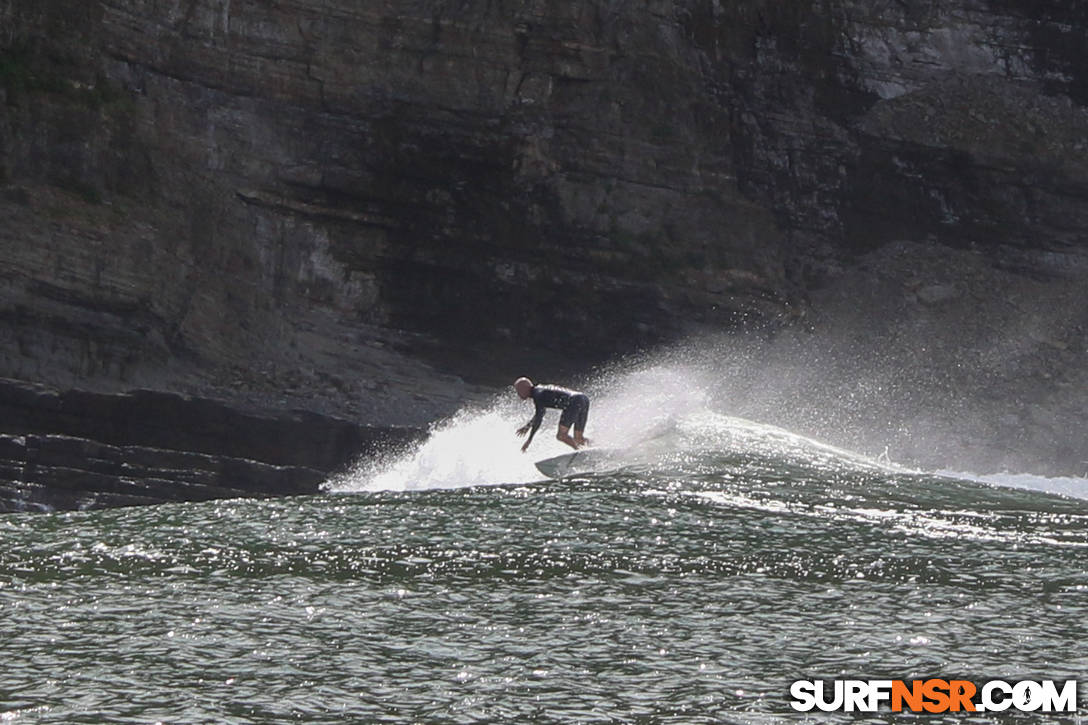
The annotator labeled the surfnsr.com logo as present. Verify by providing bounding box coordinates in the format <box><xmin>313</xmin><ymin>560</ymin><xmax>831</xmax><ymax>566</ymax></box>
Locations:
<box><xmin>790</xmin><ymin>679</ymin><xmax>1077</xmax><ymax>713</ymax></box>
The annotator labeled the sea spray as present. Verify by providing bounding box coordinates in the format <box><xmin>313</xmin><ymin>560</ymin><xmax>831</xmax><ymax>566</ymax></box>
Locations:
<box><xmin>583</xmin><ymin>361</ymin><xmax>714</xmax><ymax>448</ymax></box>
<box><xmin>344</xmin><ymin>405</ymin><xmax>543</xmax><ymax>491</ymax></box>
<box><xmin>335</xmin><ymin>362</ymin><xmax>718</xmax><ymax>492</ymax></box>
<box><xmin>335</xmin><ymin>361</ymin><xmax>898</xmax><ymax>493</ymax></box>
<box><xmin>334</xmin><ymin>353</ymin><xmax>1088</xmax><ymax>502</ymax></box>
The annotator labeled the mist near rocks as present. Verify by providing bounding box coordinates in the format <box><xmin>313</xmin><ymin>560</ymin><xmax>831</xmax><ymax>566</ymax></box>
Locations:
<box><xmin>593</xmin><ymin>262</ymin><xmax>1087</xmax><ymax>479</ymax></box>
<box><xmin>509</xmin><ymin>236</ymin><xmax>1088</xmax><ymax>479</ymax></box>
<box><xmin>337</xmin><ymin>316</ymin><xmax>1087</xmax><ymax>498</ymax></box>
<box><xmin>343</xmin><ymin>243</ymin><xmax>1088</xmax><ymax>495</ymax></box>
<box><xmin>341</xmin><ymin>250</ymin><xmax>1088</xmax><ymax>496</ymax></box>
<box><xmin>332</xmin><ymin>357</ymin><xmax>887</xmax><ymax>494</ymax></box>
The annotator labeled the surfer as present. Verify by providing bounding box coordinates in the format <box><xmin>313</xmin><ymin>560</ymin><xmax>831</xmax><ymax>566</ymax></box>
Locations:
<box><xmin>513</xmin><ymin>377</ymin><xmax>591</xmax><ymax>452</ymax></box>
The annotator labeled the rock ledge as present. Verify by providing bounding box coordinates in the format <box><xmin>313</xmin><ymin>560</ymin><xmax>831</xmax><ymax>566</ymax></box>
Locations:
<box><xmin>0</xmin><ymin>379</ymin><xmax>421</xmax><ymax>512</ymax></box>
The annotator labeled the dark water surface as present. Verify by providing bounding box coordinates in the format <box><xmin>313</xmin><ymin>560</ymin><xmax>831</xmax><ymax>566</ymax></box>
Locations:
<box><xmin>3</xmin><ymin>421</ymin><xmax>1087</xmax><ymax>722</ymax></box>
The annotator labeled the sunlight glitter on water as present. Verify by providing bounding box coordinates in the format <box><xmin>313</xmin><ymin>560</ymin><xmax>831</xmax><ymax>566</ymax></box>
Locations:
<box><xmin>5</xmin><ymin>364</ymin><xmax>1088</xmax><ymax>722</ymax></box>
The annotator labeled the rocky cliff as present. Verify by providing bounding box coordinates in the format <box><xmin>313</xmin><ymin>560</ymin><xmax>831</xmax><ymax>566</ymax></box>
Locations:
<box><xmin>1</xmin><ymin>0</ymin><xmax>1086</xmax><ymax>506</ymax></box>
<box><xmin>0</xmin><ymin>377</ymin><xmax>421</xmax><ymax>511</ymax></box>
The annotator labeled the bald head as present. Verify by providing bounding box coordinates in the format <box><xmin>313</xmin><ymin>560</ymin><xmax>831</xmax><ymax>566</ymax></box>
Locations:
<box><xmin>513</xmin><ymin>377</ymin><xmax>534</xmax><ymax>399</ymax></box>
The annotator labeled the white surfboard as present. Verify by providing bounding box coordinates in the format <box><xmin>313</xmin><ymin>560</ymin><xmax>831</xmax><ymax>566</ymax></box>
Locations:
<box><xmin>534</xmin><ymin>448</ymin><xmax>625</xmax><ymax>479</ymax></box>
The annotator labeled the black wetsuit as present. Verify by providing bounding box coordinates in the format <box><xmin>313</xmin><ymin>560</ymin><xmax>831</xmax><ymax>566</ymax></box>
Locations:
<box><xmin>524</xmin><ymin>384</ymin><xmax>590</xmax><ymax>446</ymax></box>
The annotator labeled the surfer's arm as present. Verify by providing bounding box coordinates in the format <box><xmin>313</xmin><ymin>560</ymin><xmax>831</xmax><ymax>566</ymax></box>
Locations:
<box><xmin>517</xmin><ymin>404</ymin><xmax>545</xmax><ymax>451</ymax></box>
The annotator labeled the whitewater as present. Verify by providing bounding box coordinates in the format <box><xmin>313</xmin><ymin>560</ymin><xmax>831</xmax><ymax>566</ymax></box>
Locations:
<box><xmin>3</xmin><ymin>362</ymin><xmax>1087</xmax><ymax>723</ymax></box>
<box><xmin>337</xmin><ymin>362</ymin><xmax>1088</xmax><ymax>503</ymax></box>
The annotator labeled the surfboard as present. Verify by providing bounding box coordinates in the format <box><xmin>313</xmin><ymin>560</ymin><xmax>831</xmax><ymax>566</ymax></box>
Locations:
<box><xmin>534</xmin><ymin>448</ymin><xmax>624</xmax><ymax>479</ymax></box>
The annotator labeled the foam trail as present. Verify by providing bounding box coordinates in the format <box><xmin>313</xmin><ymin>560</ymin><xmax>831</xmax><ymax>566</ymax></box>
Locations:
<box><xmin>937</xmin><ymin>470</ymin><xmax>1088</xmax><ymax>501</ymax></box>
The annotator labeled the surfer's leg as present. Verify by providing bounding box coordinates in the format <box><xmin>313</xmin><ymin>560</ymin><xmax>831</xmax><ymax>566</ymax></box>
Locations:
<box><xmin>571</xmin><ymin>395</ymin><xmax>590</xmax><ymax>447</ymax></box>
<box><xmin>556</xmin><ymin>425</ymin><xmax>579</xmax><ymax>450</ymax></box>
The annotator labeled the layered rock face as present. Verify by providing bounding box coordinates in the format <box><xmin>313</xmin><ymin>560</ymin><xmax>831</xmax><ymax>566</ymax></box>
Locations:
<box><xmin>0</xmin><ymin>378</ymin><xmax>422</xmax><ymax>512</ymax></box>
<box><xmin>0</xmin><ymin>0</ymin><xmax>1086</xmax><ymax>497</ymax></box>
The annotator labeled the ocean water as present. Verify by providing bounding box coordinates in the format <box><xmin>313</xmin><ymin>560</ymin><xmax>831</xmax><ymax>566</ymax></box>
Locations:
<box><xmin>2</xmin><ymin>367</ymin><xmax>1087</xmax><ymax>723</ymax></box>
